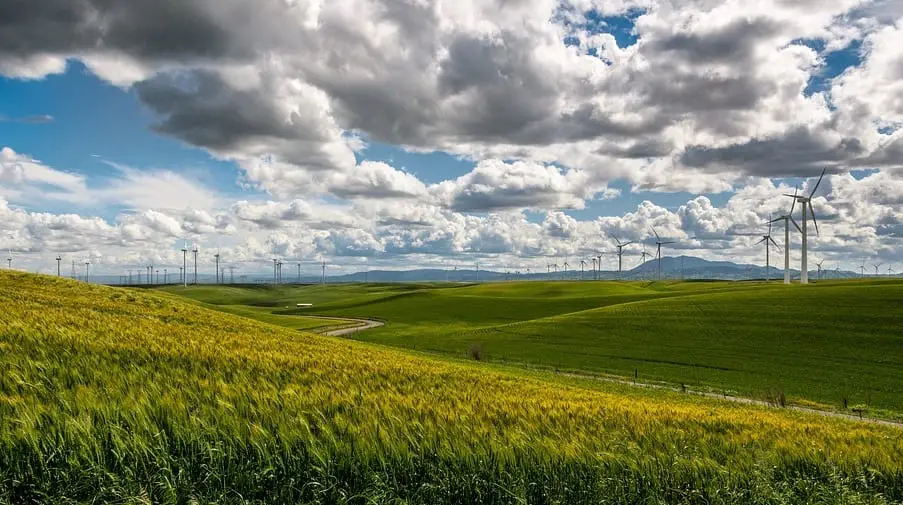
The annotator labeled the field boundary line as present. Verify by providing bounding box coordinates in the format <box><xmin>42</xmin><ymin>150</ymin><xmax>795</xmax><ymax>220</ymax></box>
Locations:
<box><xmin>547</xmin><ymin>368</ymin><xmax>903</xmax><ymax>428</ymax></box>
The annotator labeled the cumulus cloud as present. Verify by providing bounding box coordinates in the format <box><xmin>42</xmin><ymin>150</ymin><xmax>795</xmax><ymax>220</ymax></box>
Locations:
<box><xmin>2</xmin><ymin>0</ymin><xmax>903</xmax><ymax>272</ymax></box>
<box><xmin>5</xmin><ymin>0</ymin><xmax>900</xmax><ymax>193</ymax></box>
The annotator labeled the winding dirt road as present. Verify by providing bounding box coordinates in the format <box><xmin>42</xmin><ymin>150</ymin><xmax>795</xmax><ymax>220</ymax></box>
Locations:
<box><xmin>304</xmin><ymin>315</ymin><xmax>385</xmax><ymax>336</ymax></box>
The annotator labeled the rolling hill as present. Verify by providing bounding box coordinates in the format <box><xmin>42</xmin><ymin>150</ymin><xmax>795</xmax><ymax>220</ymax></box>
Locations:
<box><xmin>3</xmin><ymin>271</ymin><xmax>903</xmax><ymax>503</ymax></box>
<box><xmin>167</xmin><ymin>279</ymin><xmax>903</xmax><ymax>418</ymax></box>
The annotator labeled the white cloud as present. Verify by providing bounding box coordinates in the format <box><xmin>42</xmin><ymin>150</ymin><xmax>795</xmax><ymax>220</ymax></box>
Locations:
<box><xmin>2</xmin><ymin>0</ymin><xmax>903</xmax><ymax>273</ymax></box>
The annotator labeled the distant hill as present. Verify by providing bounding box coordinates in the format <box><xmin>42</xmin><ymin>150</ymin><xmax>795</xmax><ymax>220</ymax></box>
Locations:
<box><xmin>88</xmin><ymin>255</ymin><xmax>869</xmax><ymax>285</ymax></box>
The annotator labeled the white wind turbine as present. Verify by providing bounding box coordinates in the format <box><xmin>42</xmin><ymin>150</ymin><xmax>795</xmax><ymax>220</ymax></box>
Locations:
<box><xmin>768</xmin><ymin>200</ymin><xmax>802</xmax><ymax>284</ymax></box>
<box><xmin>873</xmin><ymin>262</ymin><xmax>883</xmax><ymax>277</ymax></box>
<box><xmin>613</xmin><ymin>237</ymin><xmax>635</xmax><ymax>279</ymax></box>
<box><xmin>755</xmin><ymin>219</ymin><xmax>781</xmax><ymax>281</ymax></box>
<box><xmin>640</xmin><ymin>244</ymin><xmax>651</xmax><ymax>280</ymax></box>
<box><xmin>649</xmin><ymin>226</ymin><xmax>676</xmax><ymax>281</ymax></box>
<box><xmin>784</xmin><ymin>168</ymin><xmax>826</xmax><ymax>284</ymax></box>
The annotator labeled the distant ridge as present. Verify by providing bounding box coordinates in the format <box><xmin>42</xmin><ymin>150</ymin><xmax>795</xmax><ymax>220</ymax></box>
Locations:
<box><xmin>88</xmin><ymin>255</ymin><xmax>868</xmax><ymax>285</ymax></box>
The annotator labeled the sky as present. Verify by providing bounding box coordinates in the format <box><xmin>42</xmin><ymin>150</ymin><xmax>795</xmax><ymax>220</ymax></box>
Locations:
<box><xmin>1</xmin><ymin>0</ymin><xmax>903</xmax><ymax>277</ymax></box>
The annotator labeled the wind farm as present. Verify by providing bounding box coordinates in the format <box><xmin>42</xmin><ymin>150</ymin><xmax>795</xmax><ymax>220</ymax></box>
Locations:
<box><xmin>4</xmin><ymin>1</ymin><xmax>903</xmax><ymax>502</ymax></box>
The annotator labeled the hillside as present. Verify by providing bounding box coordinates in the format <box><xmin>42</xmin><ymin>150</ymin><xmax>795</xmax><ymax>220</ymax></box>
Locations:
<box><xmin>168</xmin><ymin>279</ymin><xmax>903</xmax><ymax>418</ymax></box>
<box><xmin>5</xmin><ymin>271</ymin><xmax>903</xmax><ymax>503</ymax></box>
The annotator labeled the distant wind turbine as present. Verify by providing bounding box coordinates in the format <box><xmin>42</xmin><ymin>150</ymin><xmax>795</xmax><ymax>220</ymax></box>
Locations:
<box><xmin>874</xmin><ymin>262</ymin><xmax>883</xmax><ymax>276</ymax></box>
<box><xmin>649</xmin><ymin>227</ymin><xmax>676</xmax><ymax>281</ymax></box>
<box><xmin>769</xmin><ymin>198</ymin><xmax>802</xmax><ymax>284</ymax></box>
<box><xmin>756</xmin><ymin>218</ymin><xmax>781</xmax><ymax>281</ymax></box>
<box><xmin>613</xmin><ymin>237</ymin><xmax>635</xmax><ymax>280</ymax></box>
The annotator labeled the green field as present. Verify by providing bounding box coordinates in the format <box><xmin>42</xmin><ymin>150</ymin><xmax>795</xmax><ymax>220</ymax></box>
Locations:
<box><xmin>165</xmin><ymin>279</ymin><xmax>903</xmax><ymax>418</ymax></box>
<box><xmin>4</xmin><ymin>271</ymin><xmax>903</xmax><ymax>504</ymax></box>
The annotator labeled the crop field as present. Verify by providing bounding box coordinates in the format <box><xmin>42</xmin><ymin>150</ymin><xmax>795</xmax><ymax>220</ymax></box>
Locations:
<box><xmin>166</xmin><ymin>279</ymin><xmax>903</xmax><ymax>419</ymax></box>
<box><xmin>2</xmin><ymin>271</ymin><xmax>903</xmax><ymax>503</ymax></box>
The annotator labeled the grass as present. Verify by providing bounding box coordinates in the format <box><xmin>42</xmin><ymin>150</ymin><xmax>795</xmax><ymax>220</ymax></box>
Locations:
<box><xmin>3</xmin><ymin>271</ymin><xmax>903</xmax><ymax>503</ymax></box>
<box><xmin>166</xmin><ymin>279</ymin><xmax>903</xmax><ymax>418</ymax></box>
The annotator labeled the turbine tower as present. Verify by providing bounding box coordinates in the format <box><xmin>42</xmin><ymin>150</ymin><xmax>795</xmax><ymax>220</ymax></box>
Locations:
<box><xmin>874</xmin><ymin>262</ymin><xmax>883</xmax><ymax>276</ymax></box>
<box><xmin>649</xmin><ymin>227</ymin><xmax>675</xmax><ymax>281</ymax></box>
<box><xmin>613</xmin><ymin>237</ymin><xmax>635</xmax><ymax>279</ymax></box>
<box><xmin>56</xmin><ymin>255</ymin><xmax>62</xmax><ymax>277</ymax></box>
<box><xmin>84</xmin><ymin>261</ymin><xmax>90</xmax><ymax>283</ymax></box>
<box><xmin>815</xmin><ymin>259</ymin><xmax>825</xmax><ymax>282</ymax></box>
<box><xmin>214</xmin><ymin>253</ymin><xmax>220</xmax><ymax>284</ymax></box>
<box><xmin>784</xmin><ymin>168</ymin><xmax>826</xmax><ymax>284</ymax></box>
<box><xmin>192</xmin><ymin>245</ymin><xmax>198</xmax><ymax>285</ymax></box>
<box><xmin>181</xmin><ymin>242</ymin><xmax>188</xmax><ymax>287</ymax></box>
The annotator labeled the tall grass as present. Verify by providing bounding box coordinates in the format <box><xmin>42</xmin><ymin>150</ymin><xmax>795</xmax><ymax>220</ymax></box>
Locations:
<box><xmin>2</xmin><ymin>271</ymin><xmax>903</xmax><ymax>504</ymax></box>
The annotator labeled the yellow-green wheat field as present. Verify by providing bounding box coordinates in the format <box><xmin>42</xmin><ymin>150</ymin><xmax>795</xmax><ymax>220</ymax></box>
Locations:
<box><xmin>1</xmin><ymin>271</ymin><xmax>902</xmax><ymax>504</ymax></box>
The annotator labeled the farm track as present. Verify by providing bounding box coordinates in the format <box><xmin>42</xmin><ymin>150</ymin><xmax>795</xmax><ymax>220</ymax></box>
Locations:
<box><xmin>304</xmin><ymin>315</ymin><xmax>385</xmax><ymax>336</ymax></box>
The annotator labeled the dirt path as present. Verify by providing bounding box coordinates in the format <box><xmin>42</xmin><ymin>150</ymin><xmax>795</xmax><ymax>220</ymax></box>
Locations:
<box><xmin>303</xmin><ymin>315</ymin><xmax>385</xmax><ymax>336</ymax></box>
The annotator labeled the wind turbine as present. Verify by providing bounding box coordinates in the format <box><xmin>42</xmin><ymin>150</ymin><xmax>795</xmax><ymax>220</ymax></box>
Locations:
<box><xmin>84</xmin><ymin>260</ymin><xmax>90</xmax><ymax>283</ymax></box>
<box><xmin>784</xmin><ymin>168</ymin><xmax>826</xmax><ymax>284</ymax></box>
<box><xmin>591</xmin><ymin>257</ymin><xmax>597</xmax><ymax>280</ymax></box>
<box><xmin>874</xmin><ymin>262</ymin><xmax>883</xmax><ymax>276</ymax></box>
<box><xmin>214</xmin><ymin>252</ymin><xmax>221</xmax><ymax>284</ymax></box>
<box><xmin>5</xmin><ymin>249</ymin><xmax>11</xmax><ymax>269</ymax></box>
<box><xmin>181</xmin><ymin>242</ymin><xmax>189</xmax><ymax>287</ymax></box>
<box><xmin>613</xmin><ymin>237</ymin><xmax>635</xmax><ymax>279</ymax></box>
<box><xmin>192</xmin><ymin>245</ymin><xmax>199</xmax><ymax>285</ymax></box>
<box><xmin>887</xmin><ymin>264</ymin><xmax>894</xmax><ymax>277</ymax></box>
<box><xmin>755</xmin><ymin>219</ymin><xmax>781</xmax><ymax>281</ymax></box>
<box><xmin>579</xmin><ymin>259</ymin><xmax>586</xmax><ymax>280</ymax></box>
<box><xmin>640</xmin><ymin>245</ymin><xmax>651</xmax><ymax>280</ymax></box>
<box><xmin>815</xmin><ymin>259</ymin><xmax>825</xmax><ymax>282</ymax></box>
<box><xmin>859</xmin><ymin>258</ymin><xmax>866</xmax><ymax>278</ymax></box>
<box><xmin>562</xmin><ymin>260</ymin><xmax>569</xmax><ymax>280</ymax></box>
<box><xmin>769</xmin><ymin>198</ymin><xmax>802</xmax><ymax>284</ymax></box>
<box><xmin>649</xmin><ymin>227</ymin><xmax>675</xmax><ymax>281</ymax></box>
<box><xmin>56</xmin><ymin>255</ymin><xmax>62</xmax><ymax>277</ymax></box>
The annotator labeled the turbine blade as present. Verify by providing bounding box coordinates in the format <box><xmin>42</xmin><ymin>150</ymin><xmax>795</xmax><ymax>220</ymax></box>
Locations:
<box><xmin>769</xmin><ymin>237</ymin><xmax>780</xmax><ymax>250</ymax></box>
<box><xmin>650</xmin><ymin>226</ymin><xmax>660</xmax><ymax>241</ymax></box>
<box><xmin>790</xmin><ymin>216</ymin><xmax>802</xmax><ymax>233</ymax></box>
<box><xmin>809</xmin><ymin>205</ymin><xmax>819</xmax><ymax>236</ymax></box>
<box><xmin>756</xmin><ymin>237</ymin><xmax>767</xmax><ymax>245</ymax></box>
<box><xmin>791</xmin><ymin>185</ymin><xmax>799</xmax><ymax>214</ymax></box>
<box><xmin>809</xmin><ymin>168</ymin><xmax>826</xmax><ymax>198</ymax></box>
